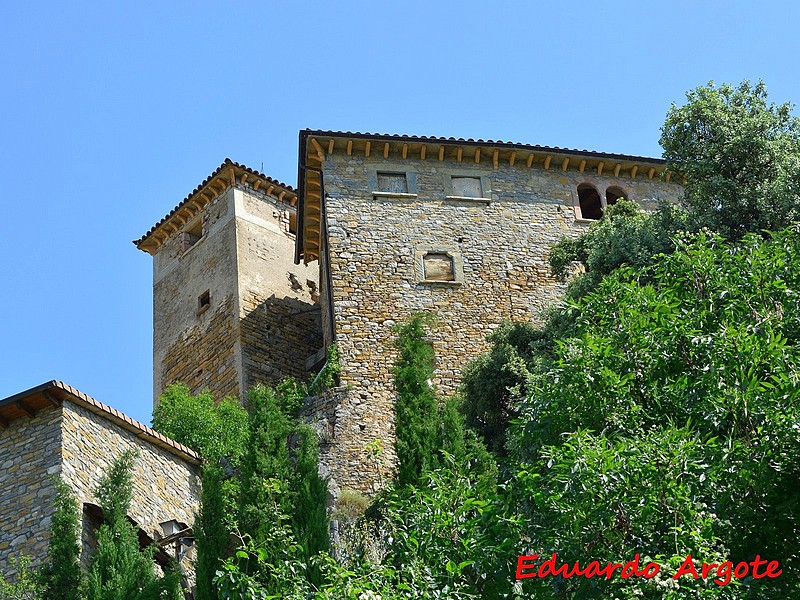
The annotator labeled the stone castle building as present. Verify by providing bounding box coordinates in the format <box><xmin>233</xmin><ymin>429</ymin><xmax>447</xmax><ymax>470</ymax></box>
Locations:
<box><xmin>134</xmin><ymin>131</ymin><xmax>682</xmax><ymax>497</ymax></box>
<box><xmin>1</xmin><ymin>130</ymin><xmax>681</xmax><ymax>583</ymax></box>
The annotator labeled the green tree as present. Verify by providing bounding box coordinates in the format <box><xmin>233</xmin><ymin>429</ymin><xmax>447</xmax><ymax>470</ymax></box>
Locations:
<box><xmin>85</xmin><ymin>450</ymin><xmax>182</xmax><ymax>600</ymax></box>
<box><xmin>510</xmin><ymin>228</ymin><xmax>800</xmax><ymax>598</ymax></box>
<box><xmin>392</xmin><ymin>314</ymin><xmax>440</xmax><ymax>486</ymax></box>
<box><xmin>39</xmin><ymin>480</ymin><xmax>84</xmax><ymax>600</ymax></box>
<box><xmin>152</xmin><ymin>383</ymin><xmax>248</xmax><ymax>466</ymax></box>
<box><xmin>661</xmin><ymin>80</ymin><xmax>800</xmax><ymax>239</ymax></box>
<box><xmin>0</xmin><ymin>556</ymin><xmax>43</xmax><ymax>600</ymax></box>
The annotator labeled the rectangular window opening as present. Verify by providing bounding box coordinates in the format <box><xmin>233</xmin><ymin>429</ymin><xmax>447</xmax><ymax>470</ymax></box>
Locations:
<box><xmin>451</xmin><ymin>176</ymin><xmax>482</xmax><ymax>198</ymax></box>
<box><xmin>197</xmin><ymin>290</ymin><xmax>211</xmax><ymax>315</ymax></box>
<box><xmin>377</xmin><ymin>172</ymin><xmax>408</xmax><ymax>194</ymax></box>
<box><xmin>181</xmin><ymin>218</ymin><xmax>204</xmax><ymax>253</ymax></box>
<box><xmin>423</xmin><ymin>252</ymin><xmax>455</xmax><ymax>281</ymax></box>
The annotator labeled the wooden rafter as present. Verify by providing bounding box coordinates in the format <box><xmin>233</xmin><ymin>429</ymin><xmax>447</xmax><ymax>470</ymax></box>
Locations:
<box><xmin>527</xmin><ymin>154</ymin><xmax>534</xmax><ymax>168</ymax></box>
<box><xmin>474</xmin><ymin>149</ymin><xmax>480</xmax><ymax>164</ymax></box>
<box><xmin>43</xmin><ymin>391</ymin><xmax>60</xmax><ymax>407</ymax></box>
<box><xmin>544</xmin><ymin>155</ymin><xmax>552</xmax><ymax>170</ymax></box>
<box><xmin>365</xmin><ymin>141</ymin><xmax>371</xmax><ymax>157</ymax></box>
<box><xmin>438</xmin><ymin>146</ymin><xmax>444</xmax><ymax>161</ymax></box>
<box><xmin>597</xmin><ymin>161</ymin><xmax>604</xmax><ymax>176</ymax></box>
<box><xmin>614</xmin><ymin>164</ymin><xmax>621</xmax><ymax>177</ymax></box>
<box><xmin>309</xmin><ymin>138</ymin><xmax>325</xmax><ymax>161</ymax></box>
<box><xmin>383</xmin><ymin>142</ymin><xmax>389</xmax><ymax>158</ymax></box>
<box><xmin>266</xmin><ymin>185</ymin><xmax>275</xmax><ymax>196</ymax></box>
<box><xmin>579</xmin><ymin>159</ymin><xmax>586</xmax><ymax>173</ymax></box>
<box><xmin>327</xmin><ymin>139</ymin><xmax>334</xmax><ymax>154</ymax></box>
<box><xmin>665</xmin><ymin>171</ymin><xmax>672</xmax><ymax>182</ymax></box>
<box><xmin>509</xmin><ymin>151</ymin><xmax>516</xmax><ymax>166</ymax></box>
<box><xmin>420</xmin><ymin>145</ymin><xmax>426</xmax><ymax>160</ymax></box>
<box><xmin>648</xmin><ymin>167</ymin><xmax>655</xmax><ymax>180</ymax></box>
<box><xmin>253</xmin><ymin>180</ymin><xmax>262</xmax><ymax>191</ymax></box>
<box><xmin>561</xmin><ymin>158</ymin><xmax>569</xmax><ymax>172</ymax></box>
<box><xmin>492</xmin><ymin>150</ymin><xmax>499</xmax><ymax>169</ymax></box>
<box><xmin>229</xmin><ymin>168</ymin><xmax>236</xmax><ymax>187</ymax></box>
<box><xmin>346</xmin><ymin>140</ymin><xmax>353</xmax><ymax>156</ymax></box>
<box><xmin>278</xmin><ymin>190</ymin><xmax>287</xmax><ymax>201</ymax></box>
<box><xmin>457</xmin><ymin>148</ymin><xmax>462</xmax><ymax>162</ymax></box>
<box><xmin>240</xmin><ymin>174</ymin><xmax>248</xmax><ymax>184</ymax></box>
<box><xmin>16</xmin><ymin>400</ymin><xmax>35</xmax><ymax>418</ymax></box>
<box><xmin>631</xmin><ymin>166</ymin><xmax>638</xmax><ymax>179</ymax></box>
<box><xmin>402</xmin><ymin>143</ymin><xmax>408</xmax><ymax>159</ymax></box>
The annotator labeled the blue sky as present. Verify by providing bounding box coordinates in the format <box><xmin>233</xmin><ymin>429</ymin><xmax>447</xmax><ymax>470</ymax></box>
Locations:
<box><xmin>2</xmin><ymin>1</ymin><xmax>799</xmax><ymax>425</ymax></box>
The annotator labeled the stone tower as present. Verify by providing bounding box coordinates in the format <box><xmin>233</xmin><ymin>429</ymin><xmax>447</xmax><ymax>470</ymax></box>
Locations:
<box><xmin>135</xmin><ymin>159</ymin><xmax>322</xmax><ymax>404</ymax></box>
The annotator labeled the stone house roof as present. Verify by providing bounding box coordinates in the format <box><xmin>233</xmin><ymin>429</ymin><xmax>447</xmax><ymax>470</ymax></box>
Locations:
<box><xmin>0</xmin><ymin>380</ymin><xmax>201</xmax><ymax>465</ymax></box>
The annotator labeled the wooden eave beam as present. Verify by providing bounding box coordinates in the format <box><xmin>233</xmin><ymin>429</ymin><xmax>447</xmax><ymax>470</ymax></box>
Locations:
<box><xmin>509</xmin><ymin>151</ymin><xmax>516</xmax><ymax>166</ymax></box>
<box><xmin>229</xmin><ymin>168</ymin><xmax>236</xmax><ymax>187</ymax></box>
<box><xmin>438</xmin><ymin>146</ymin><xmax>445</xmax><ymax>161</ymax></box>
<box><xmin>527</xmin><ymin>154</ymin><xmax>534</xmax><ymax>168</ymax></box>
<box><xmin>43</xmin><ymin>391</ymin><xmax>61</xmax><ymax>407</ymax></box>
<box><xmin>253</xmin><ymin>180</ymin><xmax>262</xmax><ymax>191</ymax></box>
<box><xmin>240</xmin><ymin>174</ymin><xmax>248</xmax><ymax>184</ymax></box>
<box><xmin>544</xmin><ymin>155</ymin><xmax>552</xmax><ymax>170</ymax></box>
<box><xmin>597</xmin><ymin>161</ymin><xmax>604</xmax><ymax>176</ymax></box>
<box><xmin>190</xmin><ymin>199</ymin><xmax>204</xmax><ymax>211</ymax></box>
<box><xmin>420</xmin><ymin>145</ymin><xmax>426</xmax><ymax>160</ymax></box>
<box><xmin>327</xmin><ymin>139</ymin><xmax>334</xmax><ymax>154</ymax></box>
<box><xmin>475</xmin><ymin>148</ymin><xmax>481</xmax><ymax>164</ymax></box>
<box><xmin>631</xmin><ymin>166</ymin><xmax>639</xmax><ymax>179</ymax></box>
<box><xmin>346</xmin><ymin>140</ymin><xmax>353</xmax><ymax>156</ymax></box>
<box><xmin>493</xmin><ymin>150</ymin><xmax>499</xmax><ymax>169</ymax></box>
<box><xmin>561</xmin><ymin>158</ymin><xmax>569</xmax><ymax>172</ymax></box>
<box><xmin>579</xmin><ymin>159</ymin><xmax>586</xmax><ymax>173</ymax></box>
<box><xmin>402</xmin><ymin>143</ymin><xmax>408</xmax><ymax>159</ymax></box>
<box><xmin>309</xmin><ymin>138</ymin><xmax>325</xmax><ymax>161</ymax></box>
<box><xmin>278</xmin><ymin>190</ymin><xmax>287</xmax><ymax>202</ymax></box>
<box><xmin>16</xmin><ymin>400</ymin><xmax>35</xmax><ymax>418</ymax></box>
<box><xmin>665</xmin><ymin>171</ymin><xmax>672</xmax><ymax>182</ymax></box>
<box><xmin>383</xmin><ymin>142</ymin><xmax>389</xmax><ymax>158</ymax></box>
<box><xmin>365</xmin><ymin>141</ymin><xmax>371</xmax><ymax>157</ymax></box>
<box><xmin>648</xmin><ymin>167</ymin><xmax>655</xmax><ymax>180</ymax></box>
<box><xmin>614</xmin><ymin>164</ymin><xmax>621</xmax><ymax>177</ymax></box>
<box><xmin>457</xmin><ymin>148</ymin><xmax>462</xmax><ymax>162</ymax></box>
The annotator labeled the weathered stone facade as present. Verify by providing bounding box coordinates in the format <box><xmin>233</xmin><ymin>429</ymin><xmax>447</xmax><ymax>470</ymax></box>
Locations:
<box><xmin>297</xmin><ymin>132</ymin><xmax>684</xmax><ymax>495</ymax></box>
<box><xmin>0</xmin><ymin>408</ymin><xmax>61</xmax><ymax>575</ymax></box>
<box><xmin>144</xmin><ymin>160</ymin><xmax>322</xmax><ymax>404</ymax></box>
<box><xmin>0</xmin><ymin>382</ymin><xmax>200</xmax><ymax>583</ymax></box>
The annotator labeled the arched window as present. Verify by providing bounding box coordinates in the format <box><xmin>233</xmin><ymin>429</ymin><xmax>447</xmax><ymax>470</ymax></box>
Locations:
<box><xmin>577</xmin><ymin>184</ymin><xmax>603</xmax><ymax>220</ymax></box>
<box><xmin>606</xmin><ymin>186</ymin><xmax>626</xmax><ymax>206</ymax></box>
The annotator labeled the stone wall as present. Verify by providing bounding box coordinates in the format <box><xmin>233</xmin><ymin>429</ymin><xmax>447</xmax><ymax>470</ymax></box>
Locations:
<box><xmin>161</xmin><ymin>294</ymin><xmax>241</xmax><ymax>400</ymax></box>
<box><xmin>311</xmin><ymin>151</ymin><xmax>683</xmax><ymax>494</ymax></box>
<box><xmin>0</xmin><ymin>407</ymin><xmax>62</xmax><ymax>576</ymax></box>
<box><xmin>153</xmin><ymin>188</ymin><xmax>241</xmax><ymax>402</ymax></box>
<box><xmin>234</xmin><ymin>188</ymin><xmax>322</xmax><ymax>391</ymax></box>
<box><xmin>60</xmin><ymin>401</ymin><xmax>201</xmax><ymax>554</ymax></box>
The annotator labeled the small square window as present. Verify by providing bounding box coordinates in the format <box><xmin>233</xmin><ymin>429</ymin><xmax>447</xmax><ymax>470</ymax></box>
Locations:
<box><xmin>451</xmin><ymin>176</ymin><xmax>482</xmax><ymax>198</ymax></box>
<box><xmin>377</xmin><ymin>173</ymin><xmax>408</xmax><ymax>194</ymax></box>
<box><xmin>181</xmin><ymin>218</ymin><xmax>204</xmax><ymax>253</ymax></box>
<box><xmin>423</xmin><ymin>253</ymin><xmax>455</xmax><ymax>281</ymax></box>
<box><xmin>197</xmin><ymin>290</ymin><xmax>211</xmax><ymax>316</ymax></box>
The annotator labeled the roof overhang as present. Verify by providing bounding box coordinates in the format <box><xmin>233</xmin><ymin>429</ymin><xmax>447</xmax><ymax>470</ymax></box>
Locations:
<box><xmin>0</xmin><ymin>381</ymin><xmax>201</xmax><ymax>465</ymax></box>
<box><xmin>295</xmin><ymin>130</ymin><xmax>677</xmax><ymax>265</ymax></box>
<box><xmin>134</xmin><ymin>159</ymin><xmax>297</xmax><ymax>256</ymax></box>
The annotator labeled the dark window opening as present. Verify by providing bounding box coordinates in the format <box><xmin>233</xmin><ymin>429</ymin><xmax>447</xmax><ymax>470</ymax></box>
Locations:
<box><xmin>606</xmin><ymin>186</ymin><xmax>625</xmax><ymax>206</ymax></box>
<box><xmin>377</xmin><ymin>172</ymin><xmax>408</xmax><ymax>194</ymax></box>
<box><xmin>423</xmin><ymin>253</ymin><xmax>455</xmax><ymax>281</ymax></box>
<box><xmin>181</xmin><ymin>218</ymin><xmax>204</xmax><ymax>253</ymax></box>
<box><xmin>197</xmin><ymin>290</ymin><xmax>211</xmax><ymax>315</ymax></box>
<box><xmin>578</xmin><ymin>184</ymin><xmax>603</xmax><ymax>220</ymax></box>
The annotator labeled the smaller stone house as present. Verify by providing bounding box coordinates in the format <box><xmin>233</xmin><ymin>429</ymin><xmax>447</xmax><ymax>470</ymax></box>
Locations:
<box><xmin>0</xmin><ymin>380</ymin><xmax>201</xmax><ymax>582</ymax></box>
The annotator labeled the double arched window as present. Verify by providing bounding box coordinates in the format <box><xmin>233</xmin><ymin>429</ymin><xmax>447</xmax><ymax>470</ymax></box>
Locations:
<box><xmin>576</xmin><ymin>184</ymin><xmax>629</xmax><ymax>220</ymax></box>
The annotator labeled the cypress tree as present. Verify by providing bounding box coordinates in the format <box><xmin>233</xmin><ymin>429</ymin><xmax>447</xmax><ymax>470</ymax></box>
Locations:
<box><xmin>393</xmin><ymin>314</ymin><xmax>440</xmax><ymax>486</ymax></box>
<box><xmin>39</xmin><ymin>479</ymin><xmax>84</xmax><ymax>600</ymax></box>
<box><xmin>194</xmin><ymin>464</ymin><xmax>229</xmax><ymax>600</ymax></box>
